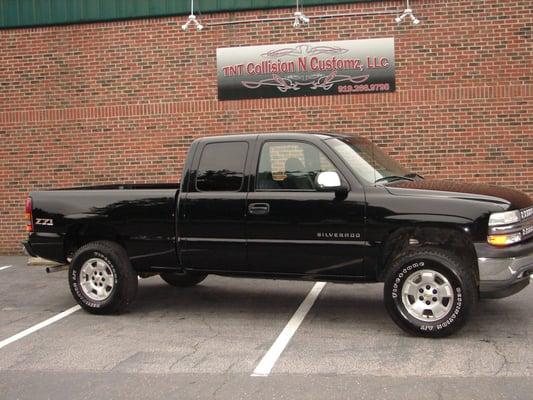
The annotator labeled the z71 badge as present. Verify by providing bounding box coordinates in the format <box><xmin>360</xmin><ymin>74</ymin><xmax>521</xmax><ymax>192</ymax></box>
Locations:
<box><xmin>35</xmin><ymin>218</ymin><xmax>53</xmax><ymax>226</ymax></box>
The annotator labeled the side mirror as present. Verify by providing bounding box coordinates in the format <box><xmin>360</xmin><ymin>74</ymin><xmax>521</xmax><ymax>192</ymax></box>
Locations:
<box><xmin>315</xmin><ymin>171</ymin><xmax>348</xmax><ymax>194</ymax></box>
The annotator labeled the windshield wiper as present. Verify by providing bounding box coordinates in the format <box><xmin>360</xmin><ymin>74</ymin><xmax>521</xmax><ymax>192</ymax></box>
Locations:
<box><xmin>375</xmin><ymin>175</ymin><xmax>415</xmax><ymax>184</ymax></box>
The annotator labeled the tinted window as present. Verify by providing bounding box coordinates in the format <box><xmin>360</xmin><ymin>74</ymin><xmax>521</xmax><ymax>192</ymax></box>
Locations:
<box><xmin>196</xmin><ymin>142</ymin><xmax>248</xmax><ymax>191</ymax></box>
<box><xmin>257</xmin><ymin>141</ymin><xmax>337</xmax><ymax>190</ymax></box>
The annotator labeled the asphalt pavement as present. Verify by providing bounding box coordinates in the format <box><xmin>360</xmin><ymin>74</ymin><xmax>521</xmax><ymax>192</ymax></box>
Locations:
<box><xmin>0</xmin><ymin>255</ymin><xmax>532</xmax><ymax>399</ymax></box>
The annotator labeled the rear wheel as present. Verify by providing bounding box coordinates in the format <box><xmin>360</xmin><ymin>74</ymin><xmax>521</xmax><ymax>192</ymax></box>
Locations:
<box><xmin>160</xmin><ymin>271</ymin><xmax>207</xmax><ymax>287</ymax></box>
<box><xmin>384</xmin><ymin>247</ymin><xmax>477</xmax><ymax>338</ymax></box>
<box><xmin>69</xmin><ymin>241</ymin><xmax>138</xmax><ymax>314</ymax></box>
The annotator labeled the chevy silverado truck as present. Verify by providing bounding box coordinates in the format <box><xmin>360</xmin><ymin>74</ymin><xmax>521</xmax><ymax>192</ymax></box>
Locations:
<box><xmin>23</xmin><ymin>133</ymin><xmax>533</xmax><ymax>337</ymax></box>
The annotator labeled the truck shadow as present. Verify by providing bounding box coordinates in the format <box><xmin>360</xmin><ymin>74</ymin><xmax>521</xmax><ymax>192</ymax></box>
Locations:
<box><xmin>132</xmin><ymin>279</ymin><xmax>390</xmax><ymax>322</ymax></box>
<box><xmin>133</xmin><ymin>279</ymin><xmax>342</xmax><ymax>316</ymax></box>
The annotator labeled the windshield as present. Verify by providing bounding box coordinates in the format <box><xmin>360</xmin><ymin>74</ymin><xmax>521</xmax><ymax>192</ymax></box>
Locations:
<box><xmin>326</xmin><ymin>137</ymin><xmax>408</xmax><ymax>184</ymax></box>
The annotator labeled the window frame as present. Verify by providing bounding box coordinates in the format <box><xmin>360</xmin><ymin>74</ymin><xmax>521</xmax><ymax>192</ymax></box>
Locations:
<box><xmin>254</xmin><ymin>139</ymin><xmax>344</xmax><ymax>192</ymax></box>
<box><xmin>194</xmin><ymin>140</ymin><xmax>249</xmax><ymax>193</ymax></box>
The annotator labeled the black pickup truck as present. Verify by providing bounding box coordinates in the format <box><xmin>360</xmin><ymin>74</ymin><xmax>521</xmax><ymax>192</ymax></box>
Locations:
<box><xmin>24</xmin><ymin>133</ymin><xmax>533</xmax><ymax>337</ymax></box>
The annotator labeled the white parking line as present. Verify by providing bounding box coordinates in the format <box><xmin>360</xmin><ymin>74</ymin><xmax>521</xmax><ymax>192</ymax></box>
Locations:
<box><xmin>0</xmin><ymin>265</ymin><xmax>13</xmax><ymax>271</ymax></box>
<box><xmin>252</xmin><ymin>282</ymin><xmax>326</xmax><ymax>377</ymax></box>
<box><xmin>0</xmin><ymin>305</ymin><xmax>81</xmax><ymax>350</ymax></box>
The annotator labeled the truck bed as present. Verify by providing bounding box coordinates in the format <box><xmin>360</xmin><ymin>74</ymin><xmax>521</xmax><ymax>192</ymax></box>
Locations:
<box><xmin>28</xmin><ymin>184</ymin><xmax>180</xmax><ymax>270</ymax></box>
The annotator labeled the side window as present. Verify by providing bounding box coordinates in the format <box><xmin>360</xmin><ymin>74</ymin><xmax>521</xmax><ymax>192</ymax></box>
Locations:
<box><xmin>196</xmin><ymin>141</ymin><xmax>248</xmax><ymax>191</ymax></box>
<box><xmin>257</xmin><ymin>141</ymin><xmax>337</xmax><ymax>191</ymax></box>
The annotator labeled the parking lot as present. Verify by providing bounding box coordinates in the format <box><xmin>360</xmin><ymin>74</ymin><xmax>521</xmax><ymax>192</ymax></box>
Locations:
<box><xmin>1</xmin><ymin>255</ymin><xmax>532</xmax><ymax>399</ymax></box>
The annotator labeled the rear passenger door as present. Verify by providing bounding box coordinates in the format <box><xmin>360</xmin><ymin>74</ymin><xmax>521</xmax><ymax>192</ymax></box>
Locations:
<box><xmin>179</xmin><ymin>139</ymin><xmax>250</xmax><ymax>271</ymax></box>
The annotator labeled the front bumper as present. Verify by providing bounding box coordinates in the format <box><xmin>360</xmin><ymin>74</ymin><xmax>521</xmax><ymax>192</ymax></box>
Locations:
<box><xmin>476</xmin><ymin>240</ymin><xmax>533</xmax><ymax>298</ymax></box>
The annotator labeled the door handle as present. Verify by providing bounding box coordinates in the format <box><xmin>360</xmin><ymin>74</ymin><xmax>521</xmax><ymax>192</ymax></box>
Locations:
<box><xmin>248</xmin><ymin>203</ymin><xmax>270</xmax><ymax>215</ymax></box>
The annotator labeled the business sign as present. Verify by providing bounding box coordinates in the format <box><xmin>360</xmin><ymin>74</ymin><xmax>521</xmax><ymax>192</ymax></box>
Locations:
<box><xmin>217</xmin><ymin>37</ymin><xmax>395</xmax><ymax>101</ymax></box>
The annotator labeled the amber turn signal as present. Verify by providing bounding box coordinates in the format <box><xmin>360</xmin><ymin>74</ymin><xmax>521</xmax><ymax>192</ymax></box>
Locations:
<box><xmin>487</xmin><ymin>233</ymin><xmax>522</xmax><ymax>246</ymax></box>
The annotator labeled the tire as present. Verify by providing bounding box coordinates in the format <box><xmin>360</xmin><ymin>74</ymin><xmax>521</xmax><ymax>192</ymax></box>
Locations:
<box><xmin>160</xmin><ymin>271</ymin><xmax>207</xmax><ymax>287</ymax></box>
<box><xmin>69</xmin><ymin>241</ymin><xmax>138</xmax><ymax>314</ymax></box>
<box><xmin>383</xmin><ymin>247</ymin><xmax>477</xmax><ymax>338</ymax></box>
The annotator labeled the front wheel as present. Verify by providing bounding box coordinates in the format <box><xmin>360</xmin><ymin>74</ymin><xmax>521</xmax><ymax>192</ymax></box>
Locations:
<box><xmin>383</xmin><ymin>247</ymin><xmax>477</xmax><ymax>338</ymax></box>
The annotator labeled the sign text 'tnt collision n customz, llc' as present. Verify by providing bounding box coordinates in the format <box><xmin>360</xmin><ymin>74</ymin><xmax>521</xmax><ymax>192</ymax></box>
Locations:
<box><xmin>217</xmin><ymin>37</ymin><xmax>395</xmax><ymax>101</ymax></box>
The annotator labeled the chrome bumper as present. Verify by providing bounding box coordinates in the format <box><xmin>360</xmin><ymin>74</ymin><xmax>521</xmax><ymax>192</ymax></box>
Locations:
<box><xmin>476</xmin><ymin>241</ymin><xmax>533</xmax><ymax>298</ymax></box>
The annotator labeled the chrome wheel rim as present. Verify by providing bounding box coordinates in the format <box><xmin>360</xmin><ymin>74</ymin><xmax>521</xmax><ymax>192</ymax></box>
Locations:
<box><xmin>401</xmin><ymin>269</ymin><xmax>454</xmax><ymax>322</ymax></box>
<box><xmin>79</xmin><ymin>258</ymin><xmax>115</xmax><ymax>301</ymax></box>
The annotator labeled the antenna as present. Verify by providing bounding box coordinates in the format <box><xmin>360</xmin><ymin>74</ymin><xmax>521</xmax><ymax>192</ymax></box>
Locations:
<box><xmin>370</xmin><ymin>126</ymin><xmax>377</xmax><ymax>185</ymax></box>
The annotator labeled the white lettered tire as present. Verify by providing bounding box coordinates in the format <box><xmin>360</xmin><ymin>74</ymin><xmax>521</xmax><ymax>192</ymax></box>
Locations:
<box><xmin>383</xmin><ymin>247</ymin><xmax>477</xmax><ymax>338</ymax></box>
<box><xmin>69</xmin><ymin>241</ymin><xmax>138</xmax><ymax>314</ymax></box>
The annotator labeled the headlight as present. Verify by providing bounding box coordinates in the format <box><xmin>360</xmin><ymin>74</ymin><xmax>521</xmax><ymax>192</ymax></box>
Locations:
<box><xmin>488</xmin><ymin>210</ymin><xmax>521</xmax><ymax>226</ymax></box>
<box><xmin>487</xmin><ymin>210</ymin><xmax>523</xmax><ymax>246</ymax></box>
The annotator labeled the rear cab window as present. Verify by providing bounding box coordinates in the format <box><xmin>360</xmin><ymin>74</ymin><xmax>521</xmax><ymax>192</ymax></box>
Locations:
<box><xmin>195</xmin><ymin>141</ymin><xmax>248</xmax><ymax>192</ymax></box>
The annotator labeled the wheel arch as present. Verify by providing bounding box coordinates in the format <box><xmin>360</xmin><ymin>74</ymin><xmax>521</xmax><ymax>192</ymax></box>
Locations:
<box><xmin>376</xmin><ymin>224</ymin><xmax>479</xmax><ymax>284</ymax></box>
<box><xmin>64</xmin><ymin>223</ymin><xmax>125</xmax><ymax>261</ymax></box>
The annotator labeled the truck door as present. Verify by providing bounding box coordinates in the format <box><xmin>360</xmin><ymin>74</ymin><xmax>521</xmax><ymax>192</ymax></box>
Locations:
<box><xmin>246</xmin><ymin>138</ymin><xmax>368</xmax><ymax>277</ymax></box>
<box><xmin>178</xmin><ymin>139</ymin><xmax>251</xmax><ymax>271</ymax></box>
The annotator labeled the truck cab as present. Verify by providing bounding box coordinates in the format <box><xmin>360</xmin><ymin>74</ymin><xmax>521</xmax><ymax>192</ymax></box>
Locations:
<box><xmin>178</xmin><ymin>133</ymin><xmax>367</xmax><ymax>278</ymax></box>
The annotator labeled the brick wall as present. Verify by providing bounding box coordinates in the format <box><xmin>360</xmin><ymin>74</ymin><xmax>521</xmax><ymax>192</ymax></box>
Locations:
<box><xmin>0</xmin><ymin>0</ymin><xmax>531</xmax><ymax>254</ymax></box>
